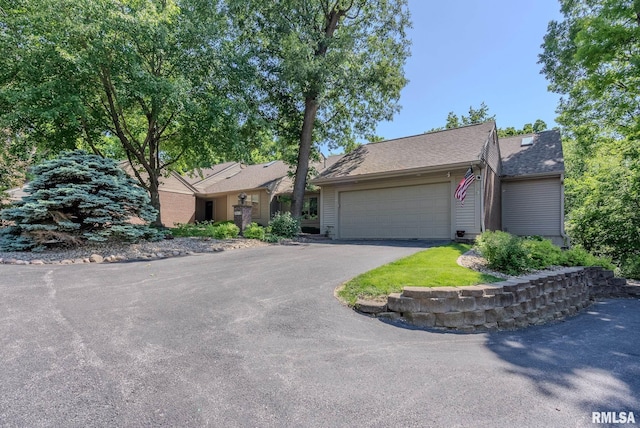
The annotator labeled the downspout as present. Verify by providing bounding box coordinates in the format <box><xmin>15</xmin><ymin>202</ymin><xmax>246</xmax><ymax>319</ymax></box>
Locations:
<box><xmin>480</xmin><ymin>165</ymin><xmax>485</xmax><ymax>233</ymax></box>
<box><xmin>560</xmin><ymin>173</ymin><xmax>570</xmax><ymax>247</ymax></box>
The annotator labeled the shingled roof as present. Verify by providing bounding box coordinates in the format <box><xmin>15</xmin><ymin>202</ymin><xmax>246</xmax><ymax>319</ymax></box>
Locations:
<box><xmin>500</xmin><ymin>130</ymin><xmax>564</xmax><ymax>178</ymax></box>
<box><xmin>313</xmin><ymin>121</ymin><xmax>496</xmax><ymax>183</ymax></box>
<box><xmin>196</xmin><ymin>161</ymin><xmax>291</xmax><ymax>195</ymax></box>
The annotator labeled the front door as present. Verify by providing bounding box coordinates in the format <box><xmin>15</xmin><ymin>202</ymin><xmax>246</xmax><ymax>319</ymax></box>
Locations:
<box><xmin>205</xmin><ymin>201</ymin><xmax>213</xmax><ymax>221</ymax></box>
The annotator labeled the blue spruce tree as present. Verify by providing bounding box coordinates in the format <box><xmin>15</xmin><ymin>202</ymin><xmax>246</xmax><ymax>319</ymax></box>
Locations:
<box><xmin>0</xmin><ymin>150</ymin><xmax>161</xmax><ymax>250</ymax></box>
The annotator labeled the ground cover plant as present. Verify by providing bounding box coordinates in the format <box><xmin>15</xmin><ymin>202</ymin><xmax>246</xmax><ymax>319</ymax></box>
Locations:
<box><xmin>338</xmin><ymin>243</ymin><xmax>501</xmax><ymax>306</ymax></box>
<box><xmin>475</xmin><ymin>231</ymin><xmax>614</xmax><ymax>276</ymax></box>
<box><xmin>242</xmin><ymin>222</ymin><xmax>265</xmax><ymax>240</ymax></box>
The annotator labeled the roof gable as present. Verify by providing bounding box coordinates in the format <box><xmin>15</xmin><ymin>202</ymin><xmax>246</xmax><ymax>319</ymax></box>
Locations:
<box><xmin>314</xmin><ymin>121</ymin><xmax>496</xmax><ymax>182</ymax></box>
<box><xmin>500</xmin><ymin>130</ymin><xmax>564</xmax><ymax>177</ymax></box>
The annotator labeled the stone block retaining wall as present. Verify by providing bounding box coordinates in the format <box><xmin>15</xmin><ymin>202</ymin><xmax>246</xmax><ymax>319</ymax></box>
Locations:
<box><xmin>357</xmin><ymin>267</ymin><xmax>640</xmax><ymax>332</ymax></box>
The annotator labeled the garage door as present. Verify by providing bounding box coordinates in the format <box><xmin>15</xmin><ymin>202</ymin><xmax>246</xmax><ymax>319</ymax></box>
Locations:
<box><xmin>338</xmin><ymin>183</ymin><xmax>451</xmax><ymax>239</ymax></box>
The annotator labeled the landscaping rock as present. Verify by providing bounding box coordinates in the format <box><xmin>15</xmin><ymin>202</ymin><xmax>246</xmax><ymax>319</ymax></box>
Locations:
<box><xmin>90</xmin><ymin>254</ymin><xmax>104</xmax><ymax>263</ymax></box>
<box><xmin>355</xmin><ymin>299</ymin><xmax>388</xmax><ymax>315</ymax></box>
<box><xmin>0</xmin><ymin>237</ymin><xmax>268</xmax><ymax>266</ymax></box>
<box><xmin>404</xmin><ymin>312</ymin><xmax>435</xmax><ymax>327</ymax></box>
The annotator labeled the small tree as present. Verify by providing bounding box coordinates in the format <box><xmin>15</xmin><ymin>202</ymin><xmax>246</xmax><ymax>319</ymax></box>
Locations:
<box><xmin>0</xmin><ymin>150</ymin><xmax>159</xmax><ymax>251</ymax></box>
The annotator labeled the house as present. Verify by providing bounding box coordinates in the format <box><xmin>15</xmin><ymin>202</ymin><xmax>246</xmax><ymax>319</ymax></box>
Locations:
<box><xmin>499</xmin><ymin>129</ymin><xmax>567</xmax><ymax>246</ymax></box>
<box><xmin>311</xmin><ymin>121</ymin><xmax>566</xmax><ymax>245</ymax></box>
<box><xmin>156</xmin><ymin>155</ymin><xmax>343</xmax><ymax>232</ymax></box>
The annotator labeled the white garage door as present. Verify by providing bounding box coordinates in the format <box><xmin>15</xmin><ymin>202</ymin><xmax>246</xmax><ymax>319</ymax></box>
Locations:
<box><xmin>338</xmin><ymin>183</ymin><xmax>451</xmax><ymax>239</ymax></box>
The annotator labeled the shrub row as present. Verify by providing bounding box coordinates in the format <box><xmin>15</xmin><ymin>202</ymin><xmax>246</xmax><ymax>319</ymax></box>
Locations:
<box><xmin>475</xmin><ymin>231</ymin><xmax>614</xmax><ymax>275</ymax></box>
<box><xmin>170</xmin><ymin>211</ymin><xmax>301</xmax><ymax>242</ymax></box>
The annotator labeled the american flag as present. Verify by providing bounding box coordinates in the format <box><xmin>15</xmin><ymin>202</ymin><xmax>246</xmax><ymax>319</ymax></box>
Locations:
<box><xmin>454</xmin><ymin>167</ymin><xmax>475</xmax><ymax>206</ymax></box>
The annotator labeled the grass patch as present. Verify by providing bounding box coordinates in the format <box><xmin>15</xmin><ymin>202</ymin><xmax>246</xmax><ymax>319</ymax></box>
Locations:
<box><xmin>338</xmin><ymin>243</ymin><xmax>501</xmax><ymax>306</ymax></box>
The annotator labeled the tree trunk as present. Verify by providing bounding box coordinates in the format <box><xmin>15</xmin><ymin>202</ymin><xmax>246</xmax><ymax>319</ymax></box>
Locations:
<box><xmin>148</xmin><ymin>173</ymin><xmax>163</xmax><ymax>227</ymax></box>
<box><xmin>291</xmin><ymin>97</ymin><xmax>319</xmax><ymax>217</ymax></box>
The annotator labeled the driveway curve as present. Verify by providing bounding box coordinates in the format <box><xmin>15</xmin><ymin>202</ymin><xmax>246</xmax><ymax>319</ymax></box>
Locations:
<box><xmin>1</xmin><ymin>241</ymin><xmax>639</xmax><ymax>427</ymax></box>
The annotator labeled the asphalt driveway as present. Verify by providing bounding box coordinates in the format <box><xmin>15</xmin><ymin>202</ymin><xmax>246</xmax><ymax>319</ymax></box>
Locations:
<box><xmin>1</xmin><ymin>241</ymin><xmax>639</xmax><ymax>427</ymax></box>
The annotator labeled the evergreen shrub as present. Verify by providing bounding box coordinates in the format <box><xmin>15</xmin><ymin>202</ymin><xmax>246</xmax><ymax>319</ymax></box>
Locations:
<box><xmin>0</xmin><ymin>150</ymin><xmax>160</xmax><ymax>251</ymax></box>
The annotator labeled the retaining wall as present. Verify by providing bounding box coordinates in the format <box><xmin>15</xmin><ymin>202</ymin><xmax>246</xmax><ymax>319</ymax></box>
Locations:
<box><xmin>356</xmin><ymin>267</ymin><xmax>640</xmax><ymax>332</ymax></box>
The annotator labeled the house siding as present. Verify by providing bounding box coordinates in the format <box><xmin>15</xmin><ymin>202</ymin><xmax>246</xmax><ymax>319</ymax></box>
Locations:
<box><xmin>221</xmin><ymin>189</ymin><xmax>272</xmax><ymax>226</ymax></box>
<box><xmin>502</xmin><ymin>177</ymin><xmax>563</xmax><ymax>244</ymax></box>
<box><xmin>481</xmin><ymin>129</ymin><xmax>501</xmax><ymax>173</ymax></box>
<box><xmin>320</xmin><ymin>187</ymin><xmax>337</xmax><ymax>237</ymax></box>
<box><xmin>481</xmin><ymin>130</ymin><xmax>502</xmax><ymax>232</ymax></box>
<box><xmin>483</xmin><ymin>165</ymin><xmax>501</xmax><ymax>231</ymax></box>
<box><xmin>159</xmin><ymin>191</ymin><xmax>195</xmax><ymax>226</ymax></box>
<box><xmin>454</xmin><ymin>180</ymin><xmax>477</xmax><ymax>230</ymax></box>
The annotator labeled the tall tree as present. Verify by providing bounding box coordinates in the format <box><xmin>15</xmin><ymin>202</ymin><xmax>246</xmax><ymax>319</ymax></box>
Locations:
<box><xmin>0</xmin><ymin>0</ymin><xmax>261</xmax><ymax>226</ymax></box>
<box><xmin>428</xmin><ymin>103</ymin><xmax>547</xmax><ymax>136</ymax></box>
<box><xmin>539</xmin><ymin>0</ymin><xmax>640</xmax><ymax>276</ymax></box>
<box><xmin>0</xmin><ymin>131</ymin><xmax>36</xmax><ymax>195</ymax></box>
<box><xmin>539</xmin><ymin>0</ymin><xmax>640</xmax><ymax>137</ymax></box>
<box><xmin>231</xmin><ymin>0</ymin><xmax>411</xmax><ymax>217</ymax></box>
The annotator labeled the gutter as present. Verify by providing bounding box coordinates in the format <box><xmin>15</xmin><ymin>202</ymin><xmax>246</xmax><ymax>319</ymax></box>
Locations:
<box><xmin>311</xmin><ymin>160</ymin><xmax>483</xmax><ymax>186</ymax></box>
<box><xmin>500</xmin><ymin>171</ymin><xmax>564</xmax><ymax>181</ymax></box>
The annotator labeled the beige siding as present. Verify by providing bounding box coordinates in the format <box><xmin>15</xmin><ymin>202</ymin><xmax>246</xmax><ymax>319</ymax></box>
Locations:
<box><xmin>215</xmin><ymin>196</ymin><xmax>227</xmax><ymax>222</ymax></box>
<box><xmin>454</xmin><ymin>180</ymin><xmax>477</xmax><ymax>232</ymax></box>
<box><xmin>482</xmin><ymin>130</ymin><xmax>501</xmax><ymax>174</ymax></box>
<box><xmin>502</xmin><ymin>178</ymin><xmax>562</xmax><ymax>238</ymax></box>
<box><xmin>222</xmin><ymin>189</ymin><xmax>271</xmax><ymax>226</ymax></box>
<box><xmin>320</xmin><ymin>187</ymin><xmax>337</xmax><ymax>237</ymax></box>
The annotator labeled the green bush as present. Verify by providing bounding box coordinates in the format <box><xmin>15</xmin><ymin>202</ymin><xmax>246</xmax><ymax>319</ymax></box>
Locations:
<box><xmin>268</xmin><ymin>211</ymin><xmax>300</xmax><ymax>238</ymax></box>
<box><xmin>262</xmin><ymin>231</ymin><xmax>281</xmax><ymax>243</ymax></box>
<box><xmin>620</xmin><ymin>255</ymin><xmax>640</xmax><ymax>279</ymax></box>
<box><xmin>171</xmin><ymin>221</ymin><xmax>217</xmax><ymax>237</ymax></box>
<box><xmin>243</xmin><ymin>222</ymin><xmax>265</xmax><ymax>240</ymax></box>
<box><xmin>560</xmin><ymin>246</ymin><xmax>614</xmax><ymax>270</ymax></box>
<box><xmin>213</xmin><ymin>222</ymin><xmax>239</xmax><ymax>239</ymax></box>
<box><xmin>475</xmin><ymin>231</ymin><xmax>529</xmax><ymax>275</ymax></box>
<box><xmin>0</xmin><ymin>150</ymin><xmax>160</xmax><ymax>251</ymax></box>
<box><xmin>522</xmin><ymin>237</ymin><xmax>563</xmax><ymax>269</ymax></box>
<box><xmin>476</xmin><ymin>231</ymin><xmax>615</xmax><ymax>275</ymax></box>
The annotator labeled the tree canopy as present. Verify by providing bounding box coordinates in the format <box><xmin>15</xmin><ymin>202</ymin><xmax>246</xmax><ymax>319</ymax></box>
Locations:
<box><xmin>428</xmin><ymin>102</ymin><xmax>548</xmax><ymax>136</ymax></box>
<box><xmin>0</xmin><ymin>0</ymin><xmax>263</xmax><ymax>225</ymax></box>
<box><xmin>231</xmin><ymin>0</ymin><xmax>411</xmax><ymax>216</ymax></box>
<box><xmin>540</xmin><ymin>0</ymin><xmax>640</xmax><ymax>278</ymax></box>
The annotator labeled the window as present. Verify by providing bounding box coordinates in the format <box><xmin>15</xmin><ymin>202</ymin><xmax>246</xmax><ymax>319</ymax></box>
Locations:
<box><xmin>247</xmin><ymin>193</ymin><xmax>260</xmax><ymax>218</ymax></box>
<box><xmin>302</xmin><ymin>196</ymin><xmax>318</xmax><ymax>220</ymax></box>
<box><xmin>521</xmin><ymin>136</ymin><xmax>534</xmax><ymax>146</ymax></box>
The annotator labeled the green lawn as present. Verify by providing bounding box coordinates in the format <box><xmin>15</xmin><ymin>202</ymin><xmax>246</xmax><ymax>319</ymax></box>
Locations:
<box><xmin>338</xmin><ymin>243</ymin><xmax>502</xmax><ymax>305</ymax></box>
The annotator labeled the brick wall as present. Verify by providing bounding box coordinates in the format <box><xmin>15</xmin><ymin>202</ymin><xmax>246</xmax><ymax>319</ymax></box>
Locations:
<box><xmin>159</xmin><ymin>191</ymin><xmax>195</xmax><ymax>227</ymax></box>
<box><xmin>357</xmin><ymin>267</ymin><xmax>639</xmax><ymax>332</ymax></box>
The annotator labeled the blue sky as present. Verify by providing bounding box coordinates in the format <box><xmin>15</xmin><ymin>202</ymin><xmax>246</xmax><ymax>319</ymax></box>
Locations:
<box><xmin>374</xmin><ymin>0</ymin><xmax>564</xmax><ymax>141</ymax></box>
